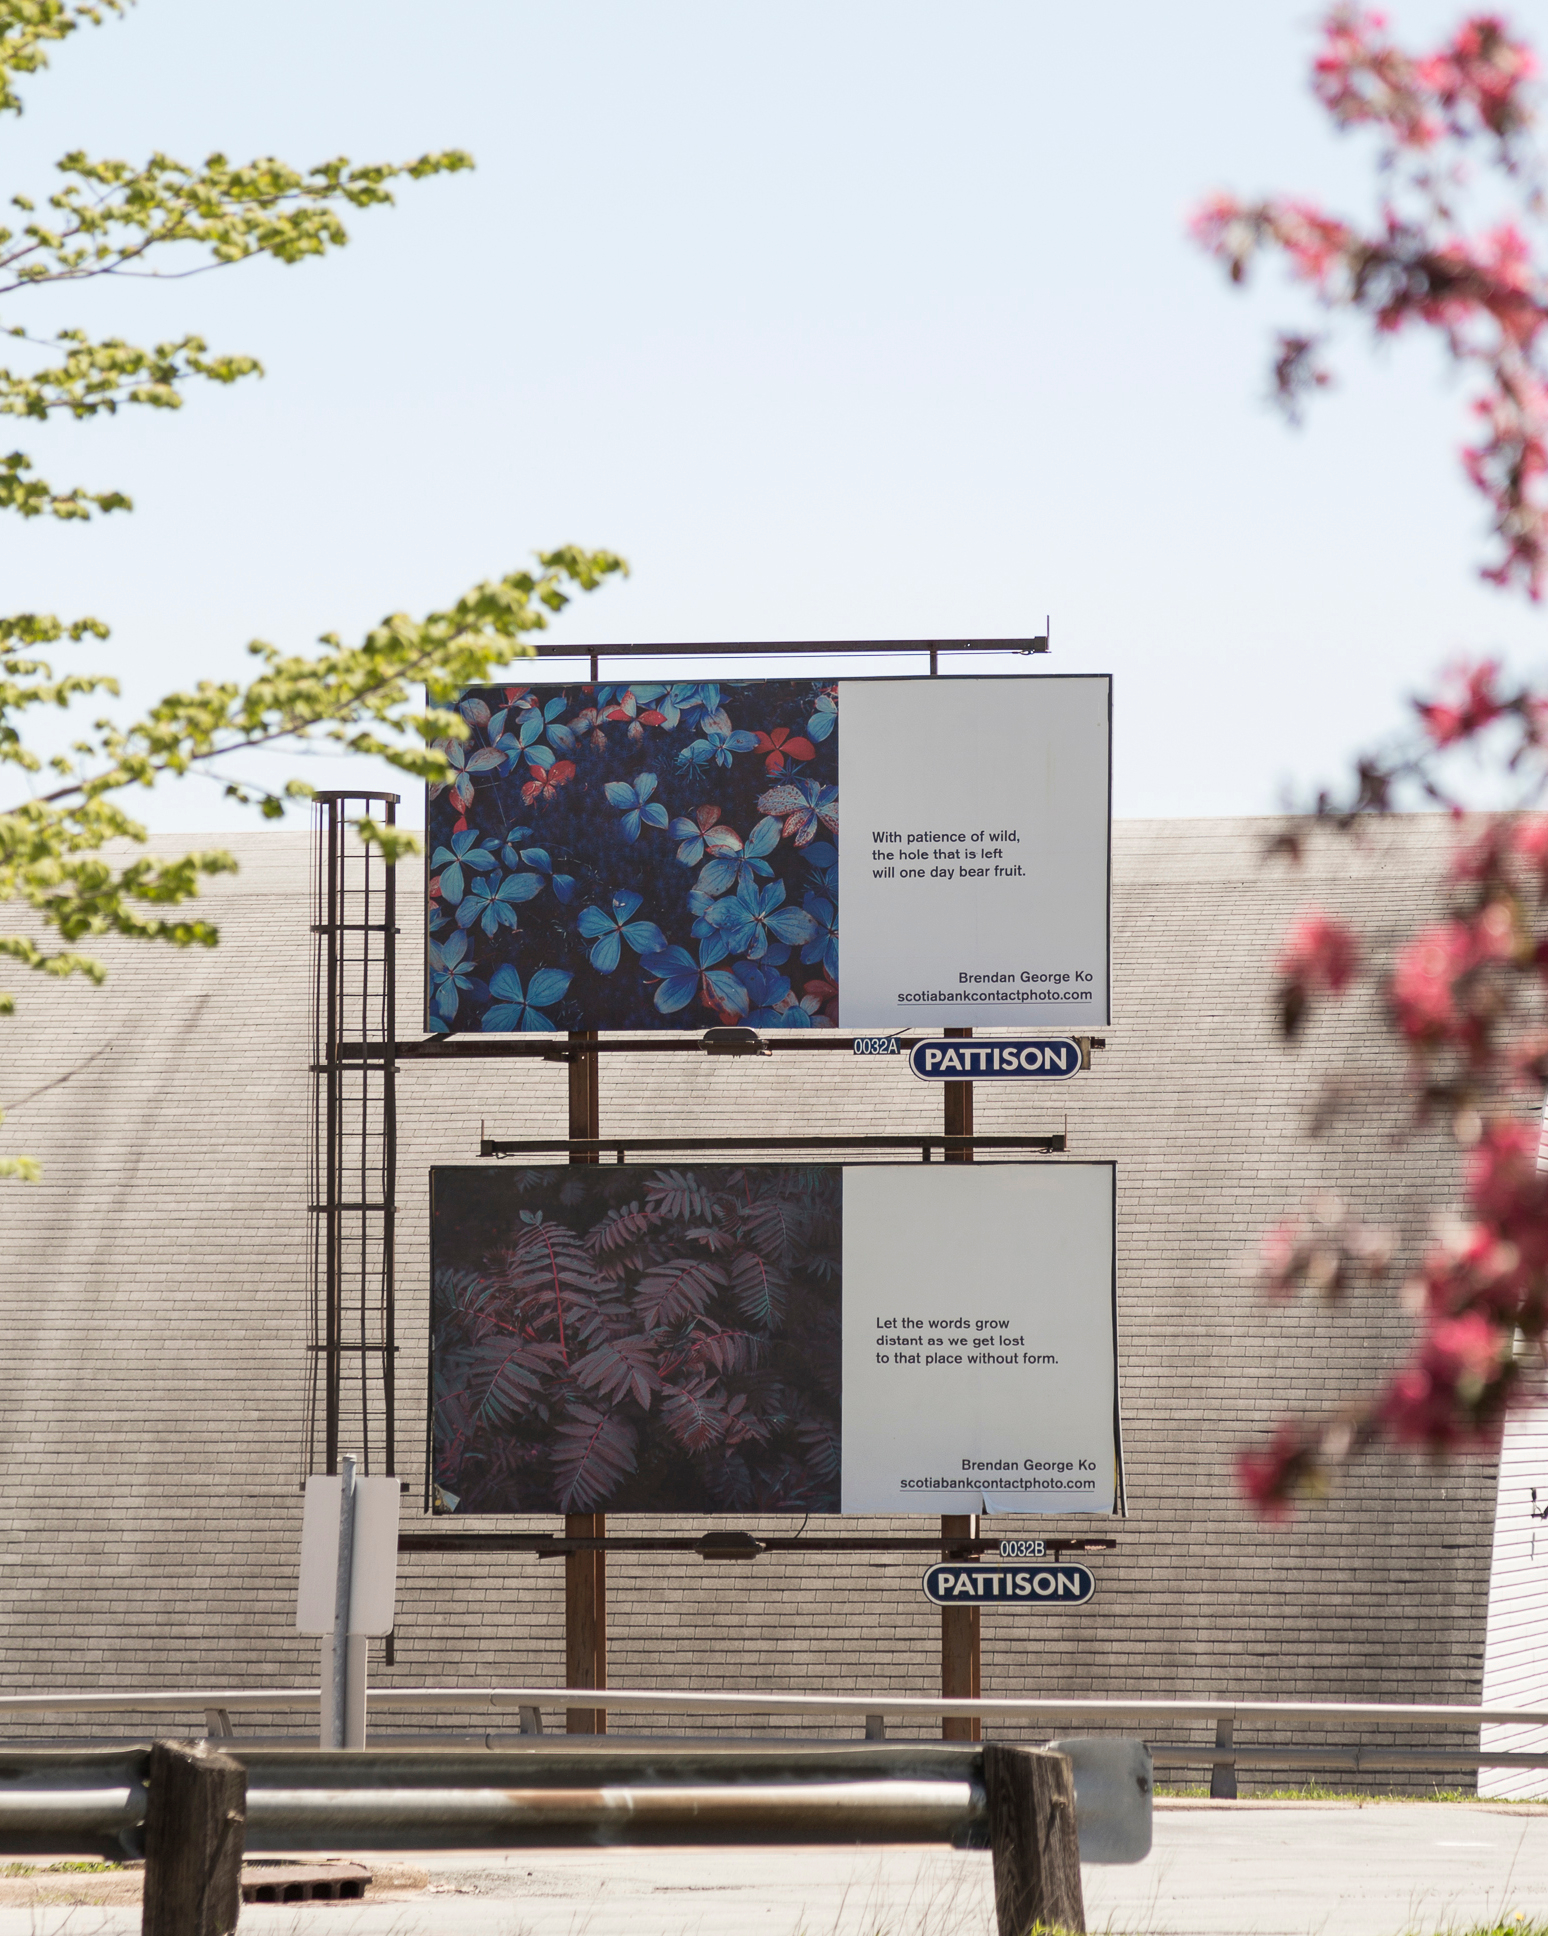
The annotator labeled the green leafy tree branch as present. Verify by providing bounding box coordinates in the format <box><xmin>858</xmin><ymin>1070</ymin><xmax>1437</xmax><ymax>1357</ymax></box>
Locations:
<box><xmin>0</xmin><ymin>3</ymin><xmax>626</xmax><ymax>1177</ymax></box>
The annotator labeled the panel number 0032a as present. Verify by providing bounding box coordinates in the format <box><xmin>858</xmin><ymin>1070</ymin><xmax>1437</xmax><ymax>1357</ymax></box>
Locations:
<box><xmin>851</xmin><ymin>1036</ymin><xmax>900</xmax><ymax>1056</ymax></box>
<box><xmin>998</xmin><ymin>1540</ymin><xmax>1046</xmax><ymax>1559</ymax></box>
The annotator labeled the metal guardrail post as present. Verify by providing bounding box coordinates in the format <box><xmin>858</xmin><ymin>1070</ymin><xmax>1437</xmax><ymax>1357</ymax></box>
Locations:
<box><xmin>141</xmin><ymin>1742</ymin><xmax>246</xmax><ymax>1936</ymax></box>
<box><xmin>1210</xmin><ymin>1716</ymin><xmax>1237</xmax><ymax>1800</ymax></box>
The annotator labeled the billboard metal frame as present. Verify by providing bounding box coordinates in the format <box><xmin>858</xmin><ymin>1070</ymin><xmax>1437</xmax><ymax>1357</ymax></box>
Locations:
<box><xmin>529</xmin><ymin>634</ymin><xmax>1049</xmax><ymax>679</ymax></box>
<box><xmin>476</xmin><ymin>1133</ymin><xmax>1064</xmax><ymax>1159</ymax></box>
<box><xmin>305</xmin><ymin>635</ymin><xmax>1113</xmax><ymax>1738</ymax></box>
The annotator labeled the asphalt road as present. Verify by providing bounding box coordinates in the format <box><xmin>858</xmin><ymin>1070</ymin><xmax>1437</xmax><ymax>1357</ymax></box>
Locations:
<box><xmin>4</xmin><ymin>1801</ymin><xmax>1547</xmax><ymax>1935</ymax></box>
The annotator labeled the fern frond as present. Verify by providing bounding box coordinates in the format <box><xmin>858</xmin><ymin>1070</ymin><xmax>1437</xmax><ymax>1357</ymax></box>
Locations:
<box><xmin>634</xmin><ymin>1255</ymin><xmax>726</xmax><ymax>1327</ymax></box>
<box><xmin>573</xmin><ymin>1333</ymin><xmax>661</xmax><ymax>1410</ymax></box>
<box><xmin>551</xmin><ymin>1402</ymin><xmax>638</xmax><ymax>1511</ymax></box>
<box><xmin>728</xmin><ymin>1249</ymin><xmax>787</xmax><ymax>1328</ymax></box>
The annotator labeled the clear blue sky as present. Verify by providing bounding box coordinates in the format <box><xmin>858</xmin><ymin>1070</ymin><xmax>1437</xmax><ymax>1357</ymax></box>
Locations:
<box><xmin>3</xmin><ymin>0</ymin><xmax>1540</xmax><ymax>830</ymax></box>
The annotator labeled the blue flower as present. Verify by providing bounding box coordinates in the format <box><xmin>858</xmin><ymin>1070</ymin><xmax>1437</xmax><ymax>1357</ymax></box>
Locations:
<box><xmin>801</xmin><ymin>891</ymin><xmax>838</xmax><ymax>978</ymax></box>
<box><xmin>510</xmin><ymin>845</ymin><xmax>575</xmax><ymax>904</ymax></box>
<box><xmin>684</xmin><ymin>886</ymin><xmax>732</xmax><ymax>964</ymax></box>
<box><xmin>428</xmin><ymin>738</ymin><xmax>503</xmax><ymax>813</ymax></box>
<box><xmin>429</xmin><ymin>930</ymin><xmax>477</xmax><ymax>1024</ymax></box>
<box><xmin>807</xmin><ymin>691</ymin><xmax>837</xmax><ymax>742</ymax></box>
<box><xmin>732</xmin><ymin>960</ymin><xmax>805</xmax><ymax>1028</ymax></box>
<box><xmin>456</xmin><ymin>869</ymin><xmax>543</xmax><ymax>936</ymax></box>
<box><xmin>676</xmin><ymin>724</ymin><xmax>760</xmax><ymax>771</ymax></box>
<box><xmin>664</xmin><ymin>682</ymin><xmax>722</xmax><ymax>730</ymax></box>
<box><xmin>604</xmin><ymin>771</ymin><xmax>670</xmax><ymax>841</ymax></box>
<box><xmin>803</xmin><ymin>839</ymin><xmax>838</xmax><ymax>897</ymax></box>
<box><xmin>576</xmin><ymin>890</ymin><xmax>668</xmax><ymax>973</ymax></box>
<box><xmin>706</xmin><ymin>878</ymin><xmax>819</xmax><ymax>962</ymax></box>
<box><xmin>483</xmin><ymin>965</ymin><xmax>573</xmax><ymax>1032</ymax></box>
<box><xmin>697</xmin><ymin>815</ymin><xmax>781</xmax><ymax>897</ymax></box>
<box><xmin>431</xmin><ymin>828</ymin><xmax>499</xmax><ymax>906</ymax></box>
<box><xmin>642</xmin><ymin>940</ymin><xmax>751</xmax><ymax>1020</ymax></box>
<box><xmin>491</xmin><ymin>696</ymin><xmax>574</xmax><ymax>771</ymax></box>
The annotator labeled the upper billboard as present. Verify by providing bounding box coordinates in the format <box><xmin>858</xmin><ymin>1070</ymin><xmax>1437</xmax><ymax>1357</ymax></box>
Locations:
<box><xmin>427</xmin><ymin>674</ymin><xmax>1110</xmax><ymax>1034</ymax></box>
<box><xmin>430</xmin><ymin>1161</ymin><xmax>1119</xmax><ymax>1517</ymax></box>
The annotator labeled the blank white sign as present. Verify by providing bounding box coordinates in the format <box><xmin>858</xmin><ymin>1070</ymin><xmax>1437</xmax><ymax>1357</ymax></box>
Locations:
<box><xmin>296</xmin><ymin>1474</ymin><xmax>400</xmax><ymax>1635</ymax></box>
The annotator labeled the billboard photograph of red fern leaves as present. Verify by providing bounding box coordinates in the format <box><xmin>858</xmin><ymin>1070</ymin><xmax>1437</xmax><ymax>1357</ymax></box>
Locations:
<box><xmin>431</xmin><ymin>1164</ymin><xmax>843</xmax><ymax>1515</ymax></box>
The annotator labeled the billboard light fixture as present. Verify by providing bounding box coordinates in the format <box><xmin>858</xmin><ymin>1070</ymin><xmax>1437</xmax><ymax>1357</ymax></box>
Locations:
<box><xmin>702</xmin><ymin>1027</ymin><xmax>770</xmax><ymax>1056</ymax></box>
<box><xmin>695</xmin><ymin>1531</ymin><xmax>765</xmax><ymax>1561</ymax></box>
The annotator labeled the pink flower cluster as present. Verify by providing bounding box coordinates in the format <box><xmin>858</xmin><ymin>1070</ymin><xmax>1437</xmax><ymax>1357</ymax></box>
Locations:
<box><xmin>1313</xmin><ymin>10</ymin><xmax>1536</xmax><ymax>151</ymax></box>
<box><xmin>1194</xmin><ymin>11</ymin><xmax>1548</xmax><ymax>596</ymax></box>
<box><xmin>1373</xmin><ymin>1120</ymin><xmax>1543</xmax><ymax>1452</ymax></box>
<box><xmin>1246</xmin><ymin>1114</ymin><xmax>1546</xmax><ymax>1515</ymax></box>
<box><xmin>1244</xmin><ymin>788</ymin><xmax>1548</xmax><ymax>1513</ymax></box>
<box><xmin>1388</xmin><ymin>907</ymin><xmax>1517</xmax><ymax>1054</ymax></box>
<box><xmin>1380</xmin><ymin>1310</ymin><xmax>1511</xmax><ymax>1449</ymax></box>
<box><xmin>1413</xmin><ymin>657</ymin><xmax>1548</xmax><ymax>757</ymax></box>
<box><xmin>1274</xmin><ymin>910</ymin><xmax>1360</xmax><ymax>1036</ymax></box>
<box><xmin>1236</xmin><ymin>1420</ymin><xmax>1319</xmax><ymax>1523</ymax></box>
<box><xmin>1204</xmin><ymin>12</ymin><xmax>1548</xmax><ymax>1518</ymax></box>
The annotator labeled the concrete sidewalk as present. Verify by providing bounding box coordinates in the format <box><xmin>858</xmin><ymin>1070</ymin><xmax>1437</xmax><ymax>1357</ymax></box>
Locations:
<box><xmin>3</xmin><ymin>1800</ymin><xmax>1546</xmax><ymax>1934</ymax></box>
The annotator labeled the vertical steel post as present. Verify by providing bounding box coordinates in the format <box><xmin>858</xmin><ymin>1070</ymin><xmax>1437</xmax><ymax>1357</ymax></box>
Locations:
<box><xmin>566</xmin><ymin>1029</ymin><xmax>607</xmax><ymax>1733</ymax></box>
<box><xmin>942</xmin><ymin>1025</ymin><xmax>981</xmax><ymax>1742</ymax></box>
<box><xmin>381</xmin><ymin>799</ymin><xmax>398</xmax><ymax>1476</ymax></box>
<box><xmin>324</xmin><ymin>801</ymin><xmax>341</xmax><ymax>1474</ymax></box>
<box><xmin>330</xmin><ymin>1453</ymin><xmax>357</xmax><ymax>1750</ymax></box>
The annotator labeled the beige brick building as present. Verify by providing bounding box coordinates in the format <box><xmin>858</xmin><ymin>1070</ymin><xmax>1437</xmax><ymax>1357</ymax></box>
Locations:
<box><xmin>0</xmin><ymin>816</ymin><xmax>1499</xmax><ymax>1773</ymax></box>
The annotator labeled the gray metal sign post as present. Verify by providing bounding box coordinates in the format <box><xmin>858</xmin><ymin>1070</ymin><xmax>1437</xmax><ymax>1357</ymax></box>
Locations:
<box><xmin>330</xmin><ymin>1454</ymin><xmax>357</xmax><ymax>1751</ymax></box>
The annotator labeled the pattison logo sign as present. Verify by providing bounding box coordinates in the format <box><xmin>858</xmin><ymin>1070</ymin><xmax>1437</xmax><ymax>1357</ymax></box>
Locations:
<box><xmin>908</xmin><ymin>1037</ymin><xmax>1082</xmax><ymax>1080</ymax></box>
<box><xmin>921</xmin><ymin>1563</ymin><xmax>1096</xmax><ymax>1606</ymax></box>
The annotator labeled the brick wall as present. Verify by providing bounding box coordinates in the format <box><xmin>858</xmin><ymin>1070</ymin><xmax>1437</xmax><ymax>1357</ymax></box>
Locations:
<box><xmin>0</xmin><ymin>816</ymin><xmax>1495</xmax><ymax>1781</ymax></box>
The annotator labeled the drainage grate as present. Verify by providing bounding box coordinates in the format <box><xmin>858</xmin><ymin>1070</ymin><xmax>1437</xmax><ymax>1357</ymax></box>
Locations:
<box><xmin>240</xmin><ymin>1863</ymin><xmax>372</xmax><ymax>1903</ymax></box>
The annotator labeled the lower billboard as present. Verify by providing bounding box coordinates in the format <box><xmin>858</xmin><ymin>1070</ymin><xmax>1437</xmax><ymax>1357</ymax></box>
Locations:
<box><xmin>430</xmin><ymin>1162</ymin><xmax>1119</xmax><ymax>1518</ymax></box>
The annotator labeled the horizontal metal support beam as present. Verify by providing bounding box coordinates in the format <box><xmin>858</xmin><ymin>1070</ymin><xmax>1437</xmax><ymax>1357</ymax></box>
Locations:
<box><xmin>241</xmin><ymin>1778</ymin><xmax>981</xmax><ymax>1851</ymax></box>
<box><xmin>0</xmin><ymin>1691</ymin><xmax>319</xmax><ymax>1715</ymax></box>
<box><xmin>527</xmin><ymin>638</ymin><xmax>1048</xmax><ymax>660</ymax></box>
<box><xmin>0</xmin><ymin>1786</ymin><xmax>144</xmax><ymax>1837</ymax></box>
<box><xmin>381</xmin><ymin>1036</ymin><xmax>878</xmax><ymax>1058</ymax></box>
<box><xmin>5</xmin><ymin>1684</ymin><xmax>1548</xmax><ymax>1732</ymax></box>
<box><xmin>400</xmin><ymin>1534</ymin><xmax>1117</xmax><ymax>1558</ymax></box>
<box><xmin>479</xmin><ymin>1134</ymin><xmax>1065</xmax><ymax>1160</ymax></box>
<box><xmin>1151</xmin><ymin>1744</ymin><xmax>1548</xmax><ymax>1771</ymax></box>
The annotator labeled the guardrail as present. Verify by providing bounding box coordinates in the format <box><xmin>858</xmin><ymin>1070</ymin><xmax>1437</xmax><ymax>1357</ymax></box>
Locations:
<box><xmin>0</xmin><ymin>1739</ymin><xmax>1111</xmax><ymax>1936</ymax></box>
<box><xmin>3</xmin><ymin>1685</ymin><xmax>1546</xmax><ymax>1795</ymax></box>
